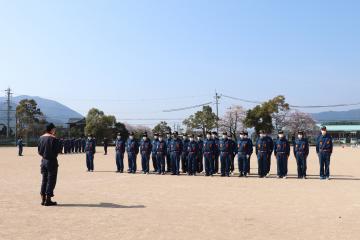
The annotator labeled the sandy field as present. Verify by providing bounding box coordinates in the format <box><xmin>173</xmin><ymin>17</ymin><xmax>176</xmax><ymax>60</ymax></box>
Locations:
<box><xmin>0</xmin><ymin>146</ymin><xmax>359</xmax><ymax>240</ymax></box>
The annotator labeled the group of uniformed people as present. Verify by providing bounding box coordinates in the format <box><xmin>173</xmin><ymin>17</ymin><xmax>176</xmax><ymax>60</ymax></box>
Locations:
<box><xmin>59</xmin><ymin>137</ymin><xmax>87</xmax><ymax>154</ymax></box>
<box><xmin>37</xmin><ymin>123</ymin><xmax>334</xmax><ymax>207</ymax></box>
<box><xmin>107</xmin><ymin>126</ymin><xmax>333</xmax><ymax>180</ymax></box>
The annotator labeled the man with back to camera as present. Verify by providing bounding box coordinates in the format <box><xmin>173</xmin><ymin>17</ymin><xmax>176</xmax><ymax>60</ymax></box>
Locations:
<box><xmin>38</xmin><ymin>123</ymin><xmax>60</xmax><ymax>206</ymax></box>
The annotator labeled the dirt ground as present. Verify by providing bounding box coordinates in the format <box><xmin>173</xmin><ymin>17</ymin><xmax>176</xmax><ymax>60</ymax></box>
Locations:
<box><xmin>0</xmin><ymin>146</ymin><xmax>359</xmax><ymax>240</ymax></box>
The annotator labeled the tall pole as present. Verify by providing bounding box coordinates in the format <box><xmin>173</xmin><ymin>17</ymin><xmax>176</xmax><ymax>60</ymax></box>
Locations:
<box><xmin>5</xmin><ymin>88</ymin><xmax>13</xmax><ymax>138</ymax></box>
<box><xmin>215</xmin><ymin>91</ymin><xmax>220</xmax><ymax>133</ymax></box>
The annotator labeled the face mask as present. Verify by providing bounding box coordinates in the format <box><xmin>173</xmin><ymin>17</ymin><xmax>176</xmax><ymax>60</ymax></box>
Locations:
<box><xmin>321</xmin><ymin>131</ymin><xmax>326</xmax><ymax>136</ymax></box>
<box><xmin>143</xmin><ymin>137</ymin><xmax>147</xmax><ymax>141</ymax></box>
<box><xmin>190</xmin><ymin>138</ymin><xmax>194</xmax><ymax>142</ymax></box>
<box><xmin>88</xmin><ymin>137</ymin><xmax>91</xmax><ymax>140</ymax></box>
<box><xmin>117</xmin><ymin>136</ymin><xmax>121</xmax><ymax>140</ymax></box>
<box><xmin>206</xmin><ymin>135</ymin><xmax>211</xmax><ymax>139</ymax></box>
<box><xmin>260</xmin><ymin>134</ymin><xmax>265</xmax><ymax>138</ymax></box>
<box><xmin>197</xmin><ymin>137</ymin><xmax>201</xmax><ymax>141</ymax></box>
<box><xmin>298</xmin><ymin>135</ymin><xmax>303</xmax><ymax>139</ymax></box>
<box><xmin>159</xmin><ymin>138</ymin><xmax>163</xmax><ymax>141</ymax></box>
<box><xmin>279</xmin><ymin>134</ymin><xmax>284</xmax><ymax>139</ymax></box>
<box><xmin>130</xmin><ymin>136</ymin><xmax>134</xmax><ymax>140</ymax></box>
<box><xmin>240</xmin><ymin>135</ymin><xmax>244</xmax><ymax>139</ymax></box>
<box><xmin>167</xmin><ymin>135</ymin><xmax>170</xmax><ymax>138</ymax></box>
<box><xmin>154</xmin><ymin>136</ymin><xmax>158</xmax><ymax>139</ymax></box>
<box><xmin>223</xmin><ymin>135</ymin><xmax>227</xmax><ymax>139</ymax></box>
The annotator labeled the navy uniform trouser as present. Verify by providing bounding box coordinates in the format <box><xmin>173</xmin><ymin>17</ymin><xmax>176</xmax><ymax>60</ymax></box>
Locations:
<box><xmin>18</xmin><ymin>146</ymin><xmax>23</xmax><ymax>156</ymax></box>
<box><xmin>181</xmin><ymin>153</ymin><xmax>188</xmax><ymax>172</ymax></box>
<box><xmin>187</xmin><ymin>153</ymin><xmax>197</xmax><ymax>175</ymax></box>
<box><xmin>266</xmin><ymin>153</ymin><xmax>272</xmax><ymax>174</ymax></box>
<box><xmin>230</xmin><ymin>154</ymin><xmax>235</xmax><ymax>172</ymax></box>
<box><xmin>152</xmin><ymin>153</ymin><xmax>158</xmax><ymax>171</ymax></box>
<box><xmin>166</xmin><ymin>153</ymin><xmax>172</xmax><ymax>172</ymax></box>
<box><xmin>319</xmin><ymin>151</ymin><xmax>331</xmax><ymax>178</ymax></box>
<box><xmin>40</xmin><ymin>161</ymin><xmax>58</xmax><ymax>197</ymax></box>
<box><xmin>116</xmin><ymin>151</ymin><xmax>124</xmax><ymax>172</ymax></box>
<box><xmin>296</xmin><ymin>152</ymin><xmax>307</xmax><ymax>177</ymax></box>
<box><xmin>141</xmin><ymin>152</ymin><xmax>150</xmax><ymax>173</ymax></box>
<box><xmin>220</xmin><ymin>152</ymin><xmax>230</xmax><ymax>176</ymax></box>
<box><xmin>276</xmin><ymin>153</ymin><xmax>288</xmax><ymax>177</ymax></box>
<box><xmin>128</xmin><ymin>152</ymin><xmax>137</xmax><ymax>173</ymax></box>
<box><xmin>197</xmin><ymin>153</ymin><xmax>203</xmax><ymax>173</ymax></box>
<box><xmin>204</xmin><ymin>152</ymin><xmax>213</xmax><ymax>175</ymax></box>
<box><xmin>214</xmin><ymin>154</ymin><xmax>219</xmax><ymax>173</ymax></box>
<box><xmin>257</xmin><ymin>152</ymin><xmax>267</xmax><ymax>177</ymax></box>
<box><xmin>171</xmin><ymin>152</ymin><xmax>181</xmax><ymax>175</ymax></box>
<box><xmin>86</xmin><ymin>152</ymin><xmax>94</xmax><ymax>171</ymax></box>
<box><xmin>156</xmin><ymin>153</ymin><xmax>166</xmax><ymax>173</ymax></box>
<box><xmin>238</xmin><ymin>153</ymin><xmax>248</xmax><ymax>174</ymax></box>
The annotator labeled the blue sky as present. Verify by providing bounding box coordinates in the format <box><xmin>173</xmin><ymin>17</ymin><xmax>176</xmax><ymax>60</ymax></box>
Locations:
<box><xmin>1</xmin><ymin>0</ymin><xmax>359</xmax><ymax>127</ymax></box>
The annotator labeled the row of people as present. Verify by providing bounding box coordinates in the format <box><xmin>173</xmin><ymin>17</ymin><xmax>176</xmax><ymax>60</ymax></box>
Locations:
<box><xmin>84</xmin><ymin>126</ymin><xmax>333</xmax><ymax>179</ymax></box>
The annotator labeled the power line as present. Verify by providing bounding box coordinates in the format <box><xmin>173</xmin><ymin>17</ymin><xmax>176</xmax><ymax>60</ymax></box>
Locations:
<box><xmin>162</xmin><ymin>102</ymin><xmax>214</xmax><ymax>113</ymax></box>
<box><xmin>221</xmin><ymin>94</ymin><xmax>360</xmax><ymax>109</ymax></box>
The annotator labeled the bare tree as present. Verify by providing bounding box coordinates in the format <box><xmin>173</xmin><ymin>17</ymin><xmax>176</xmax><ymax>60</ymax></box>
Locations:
<box><xmin>286</xmin><ymin>111</ymin><xmax>318</xmax><ymax>135</ymax></box>
<box><xmin>219</xmin><ymin>105</ymin><xmax>246</xmax><ymax>141</ymax></box>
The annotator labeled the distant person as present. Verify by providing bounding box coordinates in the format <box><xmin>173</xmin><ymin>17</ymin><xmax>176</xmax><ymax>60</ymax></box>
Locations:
<box><xmin>165</xmin><ymin>132</ymin><xmax>172</xmax><ymax>172</ymax></box>
<box><xmin>115</xmin><ymin>133</ymin><xmax>126</xmax><ymax>173</ymax></box>
<box><xmin>103</xmin><ymin>137</ymin><xmax>109</xmax><ymax>155</ymax></box>
<box><xmin>256</xmin><ymin>130</ymin><xmax>270</xmax><ymax>178</ymax></box>
<box><xmin>316</xmin><ymin>126</ymin><xmax>333</xmax><ymax>180</ymax></box>
<box><xmin>170</xmin><ymin>131</ymin><xmax>183</xmax><ymax>175</ymax></box>
<box><xmin>219</xmin><ymin>132</ymin><xmax>232</xmax><ymax>177</ymax></box>
<box><xmin>85</xmin><ymin>134</ymin><xmax>96</xmax><ymax>172</ymax></box>
<box><xmin>264</xmin><ymin>132</ymin><xmax>274</xmax><ymax>177</ymax></box>
<box><xmin>16</xmin><ymin>137</ymin><xmax>24</xmax><ymax>156</ymax></box>
<box><xmin>237</xmin><ymin>131</ymin><xmax>253</xmax><ymax>177</ymax></box>
<box><xmin>187</xmin><ymin>134</ymin><xmax>199</xmax><ymax>176</ymax></box>
<box><xmin>126</xmin><ymin>132</ymin><xmax>139</xmax><ymax>174</ymax></box>
<box><xmin>140</xmin><ymin>132</ymin><xmax>152</xmax><ymax>174</ymax></box>
<box><xmin>212</xmin><ymin>132</ymin><xmax>220</xmax><ymax>174</ymax></box>
<box><xmin>151</xmin><ymin>133</ymin><xmax>159</xmax><ymax>173</ymax></box>
<box><xmin>196</xmin><ymin>134</ymin><xmax>204</xmax><ymax>173</ymax></box>
<box><xmin>294</xmin><ymin>131</ymin><xmax>309</xmax><ymax>179</ymax></box>
<box><xmin>181</xmin><ymin>134</ymin><xmax>189</xmax><ymax>173</ymax></box>
<box><xmin>38</xmin><ymin>123</ymin><xmax>60</xmax><ymax>206</ymax></box>
<box><xmin>274</xmin><ymin>130</ymin><xmax>290</xmax><ymax>179</ymax></box>
<box><xmin>203</xmin><ymin>132</ymin><xmax>215</xmax><ymax>176</ymax></box>
<box><xmin>156</xmin><ymin>134</ymin><xmax>167</xmax><ymax>175</ymax></box>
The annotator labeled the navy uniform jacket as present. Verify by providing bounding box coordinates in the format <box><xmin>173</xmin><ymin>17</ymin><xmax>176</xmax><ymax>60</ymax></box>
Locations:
<box><xmin>197</xmin><ymin>139</ymin><xmax>204</xmax><ymax>154</ymax></box>
<box><xmin>274</xmin><ymin>138</ymin><xmax>290</xmax><ymax>157</ymax></box>
<box><xmin>170</xmin><ymin>138</ymin><xmax>183</xmax><ymax>154</ymax></box>
<box><xmin>166</xmin><ymin>138</ymin><xmax>172</xmax><ymax>154</ymax></box>
<box><xmin>182</xmin><ymin>139</ymin><xmax>190</xmax><ymax>154</ymax></box>
<box><xmin>256</xmin><ymin>137</ymin><xmax>271</xmax><ymax>155</ymax></box>
<box><xmin>156</xmin><ymin>140</ymin><xmax>167</xmax><ymax>156</ymax></box>
<box><xmin>237</xmin><ymin>138</ymin><xmax>253</xmax><ymax>155</ymax></box>
<box><xmin>17</xmin><ymin>139</ymin><xmax>24</xmax><ymax>147</ymax></box>
<box><xmin>126</xmin><ymin>139</ymin><xmax>139</xmax><ymax>154</ymax></box>
<box><xmin>316</xmin><ymin>134</ymin><xmax>333</xmax><ymax>154</ymax></box>
<box><xmin>115</xmin><ymin>139</ymin><xmax>126</xmax><ymax>153</ymax></box>
<box><xmin>294</xmin><ymin>138</ymin><xmax>309</xmax><ymax>157</ymax></box>
<box><xmin>265</xmin><ymin>136</ymin><xmax>274</xmax><ymax>154</ymax></box>
<box><xmin>38</xmin><ymin>133</ymin><xmax>60</xmax><ymax>168</ymax></box>
<box><xmin>152</xmin><ymin>139</ymin><xmax>159</xmax><ymax>154</ymax></box>
<box><xmin>140</xmin><ymin>139</ymin><xmax>152</xmax><ymax>155</ymax></box>
<box><xmin>219</xmin><ymin>138</ymin><xmax>232</xmax><ymax>153</ymax></box>
<box><xmin>187</xmin><ymin>140</ymin><xmax>199</xmax><ymax>155</ymax></box>
<box><xmin>85</xmin><ymin>139</ymin><xmax>96</xmax><ymax>154</ymax></box>
<box><xmin>203</xmin><ymin>139</ymin><xmax>215</xmax><ymax>154</ymax></box>
<box><xmin>214</xmin><ymin>137</ymin><xmax>220</xmax><ymax>156</ymax></box>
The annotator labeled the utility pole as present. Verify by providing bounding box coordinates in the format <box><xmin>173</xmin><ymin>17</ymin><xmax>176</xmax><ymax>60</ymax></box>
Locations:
<box><xmin>215</xmin><ymin>91</ymin><xmax>221</xmax><ymax>133</ymax></box>
<box><xmin>5</xmin><ymin>88</ymin><xmax>13</xmax><ymax>138</ymax></box>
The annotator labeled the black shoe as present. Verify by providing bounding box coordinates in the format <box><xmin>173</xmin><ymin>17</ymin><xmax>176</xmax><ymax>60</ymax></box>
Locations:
<box><xmin>44</xmin><ymin>196</ymin><xmax>57</xmax><ymax>206</ymax></box>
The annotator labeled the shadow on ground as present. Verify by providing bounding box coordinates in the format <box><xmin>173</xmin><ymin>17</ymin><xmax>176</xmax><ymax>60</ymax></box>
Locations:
<box><xmin>56</xmin><ymin>202</ymin><xmax>146</xmax><ymax>209</ymax></box>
